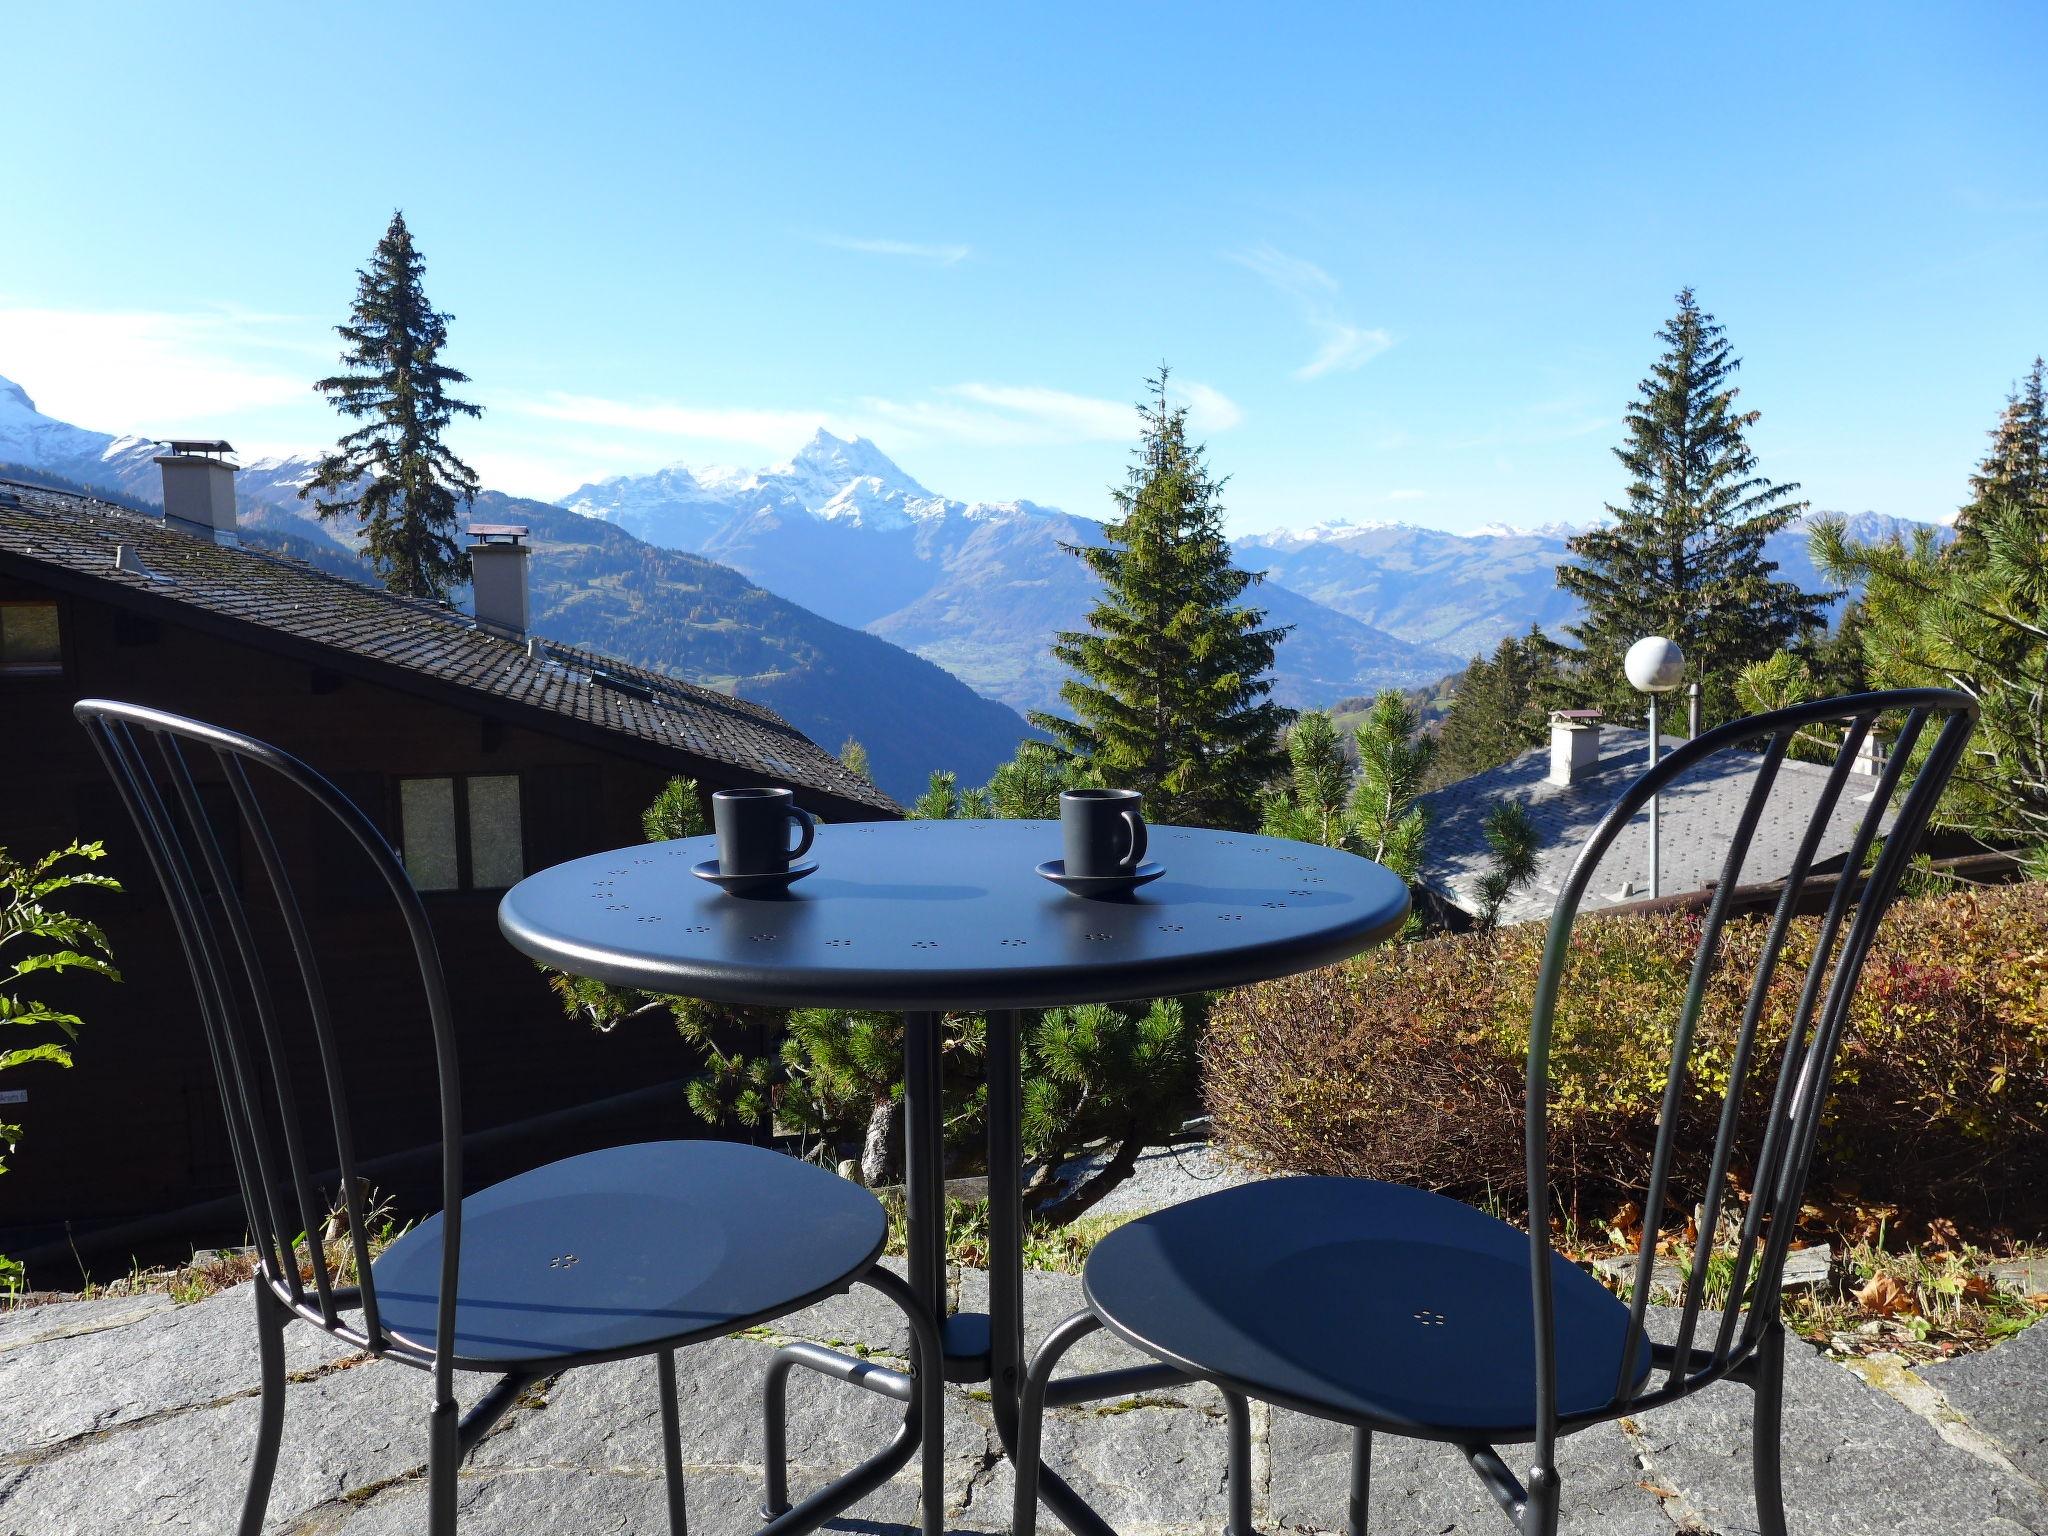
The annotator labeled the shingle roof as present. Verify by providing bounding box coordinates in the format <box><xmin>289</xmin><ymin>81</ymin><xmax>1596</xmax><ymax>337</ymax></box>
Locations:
<box><xmin>0</xmin><ymin>480</ymin><xmax>897</xmax><ymax>816</ymax></box>
<box><xmin>1418</xmin><ymin>725</ymin><xmax>1892</xmax><ymax>926</ymax></box>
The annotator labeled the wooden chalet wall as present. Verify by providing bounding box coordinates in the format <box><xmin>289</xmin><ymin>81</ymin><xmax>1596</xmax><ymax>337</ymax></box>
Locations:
<box><xmin>0</xmin><ymin>568</ymin><xmax>781</xmax><ymax>1251</ymax></box>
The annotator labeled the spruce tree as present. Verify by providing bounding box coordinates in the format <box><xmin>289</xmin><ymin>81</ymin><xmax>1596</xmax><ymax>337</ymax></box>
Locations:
<box><xmin>1031</xmin><ymin>368</ymin><xmax>1291</xmax><ymax>830</ymax></box>
<box><xmin>1955</xmin><ymin>358</ymin><xmax>2048</xmax><ymax>557</ymax></box>
<box><xmin>1558</xmin><ymin>289</ymin><xmax>1828</xmax><ymax>721</ymax></box>
<box><xmin>1814</xmin><ymin>358</ymin><xmax>2048</xmax><ymax>854</ymax></box>
<box><xmin>303</xmin><ymin>211</ymin><xmax>483</xmax><ymax>600</ymax></box>
<box><xmin>1434</xmin><ymin>626</ymin><xmax>1563</xmax><ymax>779</ymax></box>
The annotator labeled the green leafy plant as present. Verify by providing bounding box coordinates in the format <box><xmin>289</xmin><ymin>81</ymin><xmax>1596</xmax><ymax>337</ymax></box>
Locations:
<box><xmin>2</xmin><ymin>841</ymin><xmax>121</xmax><ymax>1166</ymax></box>
<box><xmin>2</xmin><ymin>840</ymin><xmax>122</xmax><ymax>1292</ymax></box>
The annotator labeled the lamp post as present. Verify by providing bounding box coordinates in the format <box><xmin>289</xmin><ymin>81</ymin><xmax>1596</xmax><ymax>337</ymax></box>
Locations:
<box><xmin>1624</xmin><ymin>635</ymin><xmax>1686</xmax><ymax>898</ymax></box>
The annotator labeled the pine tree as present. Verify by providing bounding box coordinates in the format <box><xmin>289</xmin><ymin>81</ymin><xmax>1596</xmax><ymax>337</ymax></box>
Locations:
<box><xmin>1472</xmin><ymin>800</ymin><xmax>1539</xmax><ymax>932</ymax></box>
<box><xmin>1814</xmin><ymin>358</ymin><xmax>2048</xmax><ymax>853</ymax></box>
<box><xmin>1259</xmin><ymin>711</ymin><xmax>1353</xmax><ymax>848</ymax></box>
<box><xmin>1031</xmin><ymin>368</ymin><xmax>1291</xmax><ymax>830</ymax></box>
<box><xmin>983</xmin><ymin>741</ymin><xmax>1078</xmax><ymax>820</ymax></box>
<box><xmin>1558</xmin><ymin>289</ymin><xmax>1828</xmax><ymax>721</ymax></box>
<box><xmin>907</xmin><ymin>770</ymin><xmax>962</xmax><ymax>820</ymax></box>
<box><xmin>1956</xmin><ymin>358</ymin><xmax>2048</xmax><ymax>557</ymax></box>
<box><xmin>838</xmin><ymin>739</ymin><xmax>875</xmax><ymax>786</ymax></box>
<box><xmin>302</xmin><ymin>211</ymin><xmax>483</xmax><ymax>600</ymax></box>
<box><xmin>1434</xmin><ymin>626</ymin><xmax>1564</xmax><ymax>779</ymax></box>
<box><xmin>1348</xmin><ymin>691</ymin><xmax>1433</xmax><ymax>889</ymax></box>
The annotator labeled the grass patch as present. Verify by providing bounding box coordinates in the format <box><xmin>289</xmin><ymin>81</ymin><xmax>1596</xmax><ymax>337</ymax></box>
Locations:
<box><xmin>883</xmin><ymin>1196</ymin><xmax>1140</xmax><ymax>1275</ymax></box>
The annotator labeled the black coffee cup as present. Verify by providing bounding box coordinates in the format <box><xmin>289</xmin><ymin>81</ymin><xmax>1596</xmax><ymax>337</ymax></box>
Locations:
<box><xmin>713</xmin><ymin>787</ymin><xmax>818</xmax><ymax>876</ymax></box>
<box><xmin>1060</xmin><ymin>788</ymin><xmax>1148</xmax><ymax>878</ymax></box>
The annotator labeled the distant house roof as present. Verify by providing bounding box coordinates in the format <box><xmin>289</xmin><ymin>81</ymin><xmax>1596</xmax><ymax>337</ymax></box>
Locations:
<box><xmin>0</xmin><ymin>479</ymin><xmax>897</xmax><ymax>818</ymax></box>
<box><xmin>1417</xmin><ymin>725</ymin><xmax>1891</xmax><ymax>927</ymax></box>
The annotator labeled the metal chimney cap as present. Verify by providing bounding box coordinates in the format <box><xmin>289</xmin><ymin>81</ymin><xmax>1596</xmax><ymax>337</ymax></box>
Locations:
<box><xmin>157</xmin><ymin>438</ymin><xmax>237</xmax><ymax>457</ymax></box>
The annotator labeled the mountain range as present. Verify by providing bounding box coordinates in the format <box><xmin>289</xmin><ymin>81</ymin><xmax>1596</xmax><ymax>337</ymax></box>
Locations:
<box><xmin>3</xmin><ymin>369</ymin><xmax>1952</xmax><ymax>796</ymax></box>
<box><xmin>0</xmin><ymin>377</ymin><xmax>1032</xmax><ymax>802</ymax></box>
<box><xmin>564</xmin><ymin>434</ymin><xmax>1469</xmax><ymax>711</ymax></box>
<box><xmin>567</xmin><ymin>436</ymin><xmax>1946</xmax><ymax>708</ymax></box>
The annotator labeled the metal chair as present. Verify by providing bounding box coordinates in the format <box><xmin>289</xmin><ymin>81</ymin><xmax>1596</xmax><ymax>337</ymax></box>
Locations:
<box><xmin>75</xmin><ymin>700</ymin><xmax>943</xmax><ymax>1536</ymax></box>
<box><xmin>1010</xmin><ymin>688</ymin><xmax>1978</xmax><ymax>1536</ymax></box>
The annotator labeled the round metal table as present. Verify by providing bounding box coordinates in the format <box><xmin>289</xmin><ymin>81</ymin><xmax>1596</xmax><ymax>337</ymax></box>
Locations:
<box><xmin>500</xmin><ymin>819</ymin><xmax>1409</xmax><ymax>1535</ymax></box>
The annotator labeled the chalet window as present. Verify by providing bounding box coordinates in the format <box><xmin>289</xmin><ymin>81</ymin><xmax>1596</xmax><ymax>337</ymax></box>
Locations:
<box><xmin>399</xmin><ymin>774</ymin><xmax>524</xmax><ymax>892</ymax></box>
<box><xmin>0</xmin><ymin>601</ymin><xmax>61</xmax><ymax>675</ymax></box>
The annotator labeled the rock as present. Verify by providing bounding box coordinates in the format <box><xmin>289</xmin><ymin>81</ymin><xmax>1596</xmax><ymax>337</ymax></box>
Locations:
<box><xmin>1593</xmin><ymin>1252</ymin><xmax>1685</xmax><ymax>1298</ymax></box>
<box><xmin>0</xmin><ymin>1283</ymin><xmax>353</xmax><ymax>1453</ymax></box>
<box><xmin>0</xmin><ymin>1292</ymin><xmax>172</xmax><ymax>1351</ymax></box>
<box><xmin>1922</xmin><ymin>1318</ymin><xmax>2048</xmax><ymax>1483</ymax></box>
<box><xmin>1632</xmin><ymin>1317</ymin><xmax>2048</xmax><ymax>1535</ymax></box>
<box><xmin>1988</xmin><ymin>1256</ymin><xmax>2048</xmax><ymax>1298</ymax></box>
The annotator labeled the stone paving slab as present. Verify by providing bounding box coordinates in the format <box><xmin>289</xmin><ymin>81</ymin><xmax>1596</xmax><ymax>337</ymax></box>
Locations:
<box><xmin>3</xmin><ymin>1265</ymin><xmax>2045</xmax><ymax>1536</ymax></box>
<box><xmin>1922</xmin><ymin>1315</ymin><xmax>2048</xmax><ymax>1485</ymax></box>
<box><xmin>0</xmin><ymin>1293</ymin><xmax>173</xmax><ymax>1352</ymax></box>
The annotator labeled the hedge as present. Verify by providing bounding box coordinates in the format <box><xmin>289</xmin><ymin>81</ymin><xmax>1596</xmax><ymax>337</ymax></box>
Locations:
<box><xmin>1204</xmin><ymin>880</ymin><xmax>2048</xmax><ymax>1235</ymax></box>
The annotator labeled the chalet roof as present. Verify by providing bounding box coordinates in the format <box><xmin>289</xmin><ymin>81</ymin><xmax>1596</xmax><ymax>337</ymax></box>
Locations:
<box><xmin>0</xmin><ymin>480</ymin><xmax>897</xmax><ymax>817</ymax></box>
<box><xmin>1417</xmin><ymin>725</ymin><xmax>1893</xmax><ymax>926</ymax></box>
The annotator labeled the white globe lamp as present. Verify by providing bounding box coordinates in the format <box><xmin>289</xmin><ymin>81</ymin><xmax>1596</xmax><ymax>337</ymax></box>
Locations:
<box><xmin>1624</xmin><ymin>635</ymin><xmax>1686</xmax><ymax>898</ymax></box>
<box><xmin>1625</xmin><ymin>635</ymin><xmax>1686</xmax><ymax>694</ymax></box>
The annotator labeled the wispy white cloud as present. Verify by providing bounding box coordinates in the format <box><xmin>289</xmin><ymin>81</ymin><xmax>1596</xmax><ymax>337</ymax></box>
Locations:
<box><xmin>1226</xmin><ymin>243</ymin><xmax>1393</xmax><ymax>380</ymax></box>
<box><xmin>0</xmin><ymin>304</ymin><xmax>324</xmax><ymax>431</ymax></box>
<box><xmin>866</xmin><ymin>380</ymin><xmax>1243</xmax><ymax>445</ymax></box>
<box><xmin>525</xmin><ymin>379</ymin><xmax>1246</xmax><ymax>458</ymax></box>
<box><xmin>509</xmin><ymin>392</ymin><xmax>842</xmax><ymax>451</ymax></box>
<box><xmin>1177</xmin><ymin>380</ymin><xmax>1245</xmax><ymax>431</ymax></box>
<box><xmin>811</xmin><ymin>233</ymin><xmax>972</xmax><ymax>265</ymax></box>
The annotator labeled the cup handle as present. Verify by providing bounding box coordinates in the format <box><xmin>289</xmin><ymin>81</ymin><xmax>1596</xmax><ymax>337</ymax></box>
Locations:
<box><xmin>786</xmin><ymin>808</ymin><xmax>817</xmax><ymax>862</ymax></box>
<box><xmin>1121</xmin><ymin>809</ymin><xmax>1148</xmax><ymax>870</ymax></box>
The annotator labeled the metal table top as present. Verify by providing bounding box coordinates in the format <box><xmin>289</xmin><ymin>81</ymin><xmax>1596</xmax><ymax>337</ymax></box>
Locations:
<box><xmin>498</xmin><ymin>819</ymin><xmax>1410</xmax><ymax>1012</ymax></box>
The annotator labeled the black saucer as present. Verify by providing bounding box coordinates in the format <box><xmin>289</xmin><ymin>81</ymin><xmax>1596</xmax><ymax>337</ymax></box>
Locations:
<box><xmin>1035</xmin><ymin>858</ymin><xmax>1166</xmax><ymax>896</ymax></box>
<box><xmin>691</xmin><ymin>858</ymin><xmax>818</xmax><ymax>895</ymax></box>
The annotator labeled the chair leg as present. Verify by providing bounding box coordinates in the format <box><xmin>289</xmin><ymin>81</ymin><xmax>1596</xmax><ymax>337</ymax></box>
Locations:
<box><xmin>1346</xmin><ymin>1426</ymin><xmax>1371</xmax><ymax>1536</ymax></box>
<box><xmin>1751</xmin><ymin>1322</ymin><xmax>1790</xmax><ymax>1536</ymax></box>
<box><xmin>236</xmin><ymin>1281</ymin><xmax>290</xmax><ymax>1536</ymax></box>
<box><xmin>1012</xmin><ymin>1309</ymin><xmax>1105</xmax><ymax>1536</ymax></box>
<box><xmin>1523</xmin><ymin>1463</ymin><xmax>1560</xmax><ymax>1536</ymax></box>
<box><xmin>428</xmin><ymin>1393</ymin><xmax>460</xmax><ymax>1536</ymax></box>
<box><xmin>1221</xmin><ymin>1389</ymin><xmax>1255</xmax><ymax>1536</ymax></box>
<box><xmin>658</xmin><ymin>1350</ymin><xmax>689</xmax><ymax>1536</ymax></box>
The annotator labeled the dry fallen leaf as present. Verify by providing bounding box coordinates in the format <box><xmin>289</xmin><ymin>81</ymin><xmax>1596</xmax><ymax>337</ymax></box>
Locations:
<box><xmin>1855</xmin><ymin>1273</ymin><xmax>1917</xmax><ymax>1317</ymax></box>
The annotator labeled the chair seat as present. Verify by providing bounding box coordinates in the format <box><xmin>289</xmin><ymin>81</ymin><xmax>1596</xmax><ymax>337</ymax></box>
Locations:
<box><xmin>1081</xmin><ymin>1176</ymin><xmax>1650</xmax><ymax>1441</ymax></box>
<box><xmin>372</xmin><ymin>1140</ymin><xmax>886</xmax><ymax>1369</ymax></box>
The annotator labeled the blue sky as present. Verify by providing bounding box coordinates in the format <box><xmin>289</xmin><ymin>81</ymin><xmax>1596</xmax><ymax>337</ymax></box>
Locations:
<box><xmin>4</xmin><ymin>3</ymin><xmax>2044</xmax><ymax>534</ymax></box>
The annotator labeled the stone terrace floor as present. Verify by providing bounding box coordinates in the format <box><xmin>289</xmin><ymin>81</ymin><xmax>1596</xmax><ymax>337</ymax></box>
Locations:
<box><xmin>2</xmin><ymin>1257</ymin><xmax>2045</xmax><ymax>1536</ymax></box>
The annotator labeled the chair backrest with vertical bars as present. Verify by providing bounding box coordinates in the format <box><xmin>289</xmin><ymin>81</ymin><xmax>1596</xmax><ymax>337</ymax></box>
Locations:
<box><xmin>1522</xmin><ymin>688</ymin><xmax>1976</xmax><ymax>1451</ymax></box>
<box><xmin>74</xmin><ymin>699</ymin><xmax>464</xmax><ymax>1375</ymax></box>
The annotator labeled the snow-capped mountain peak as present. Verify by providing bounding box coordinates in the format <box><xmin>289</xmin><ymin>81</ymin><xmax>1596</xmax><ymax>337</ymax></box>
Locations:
<box><xmin>775</xmin><ymin>428</ymin><xmax>932</xmax><ymax>504</ymax></box>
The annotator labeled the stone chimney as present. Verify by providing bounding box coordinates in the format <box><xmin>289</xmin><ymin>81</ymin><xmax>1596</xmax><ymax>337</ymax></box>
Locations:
<box><xmin>154</xmin><ymin>439</ymin><xmax>239</xmax><ymax>545</ymax></box>
<box><xmin>1547</xmin><ymin>709</ymin><xmax>1602</xmax><ymax>787</ymax></box>
<box><xmin>468</xmin><ymin>524</ymin><xmax>531</xmax><ymax>639</ymax></box>
<box><xmin>1852</xmin><ymin>730</ymin><xmax>1886</xmax><ymax>776</ymax></box>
